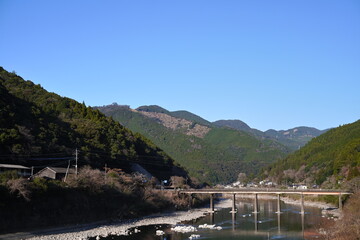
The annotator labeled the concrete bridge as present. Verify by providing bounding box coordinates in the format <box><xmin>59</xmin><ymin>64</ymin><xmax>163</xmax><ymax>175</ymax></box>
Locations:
<box><xmin>178</xmin><ymin>188</ymin><xmax>352</xmax><ymax>214</ymax></box>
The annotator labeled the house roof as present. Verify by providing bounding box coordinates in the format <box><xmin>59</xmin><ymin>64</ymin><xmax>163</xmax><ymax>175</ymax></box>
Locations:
<box><xmin>0</xmin><ymin>164</ymin><xmax>30</xmax><ymax>170</ymax></box>
<box><xmin>48</xmin><ymin>167</ymin><xmax>75</xmax><ymax>174</ymax></box>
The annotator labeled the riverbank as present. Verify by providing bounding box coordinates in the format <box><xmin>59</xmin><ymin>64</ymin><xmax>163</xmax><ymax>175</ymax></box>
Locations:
<box><xmin>1</xmin><ymin>199</ymin><xmax>231</xmax><ymax>240</ymax></box>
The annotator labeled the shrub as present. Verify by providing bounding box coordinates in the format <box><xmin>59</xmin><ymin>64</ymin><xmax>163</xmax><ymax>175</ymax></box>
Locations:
<box><xmin>6</xmin><ymin>178</ymin><xmax>31</xmax><ymax>201</ymax></box>
<box><xmin>67</xmin><ymin>166</ymin><xmax>105</xmax><ymax>193</ymax></box>
<box><xmin>320</xmin><ymin>192</ymin><xmax>360</xmax><ymax>240</ymax></box>
<box><xmin>0</xmin><ymin>170</ymin><xmax>19</xmax><ymax>185</ymax></box>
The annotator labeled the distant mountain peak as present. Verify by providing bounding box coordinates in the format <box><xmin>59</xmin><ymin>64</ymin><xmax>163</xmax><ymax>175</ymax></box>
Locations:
<box><xmin>136</xmin><ymin>105</ymin><xmax>170</xmax><ymax>114</ymax></box>
<box><xmin>135</xmin><ymin>110</ymin><xmax>211</xmax><ymax>138</ymax></box>
<box><xmin>213</xmin><ymin>119</ymin><xmax>251</xmax><ymax>131</ymax></box>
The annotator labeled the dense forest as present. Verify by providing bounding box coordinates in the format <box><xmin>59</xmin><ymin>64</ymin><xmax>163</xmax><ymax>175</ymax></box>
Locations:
<box><xmin>213</xmin><ymin>120</ymin><xmax>327</xmax><ymax>150</ymax></box>
<box><xmin>0</xmin><ymin>67</ymin><xmax>186</xmax><ymax>181</ymax></box>
<box><xmin>96</xmin><ymin>104</ymin><xmax>290</xmax><ymax>184</ymax></box>
<box><xmin>264</xmin><ymin>120</ymin><xmax>360</xmax><ymax>189</ymax></box>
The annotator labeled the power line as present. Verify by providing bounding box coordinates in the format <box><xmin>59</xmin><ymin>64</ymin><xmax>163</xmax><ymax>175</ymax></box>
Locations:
<box><xmin>30</xmin><ymin>157</ymin><xmax>75</xmax><ymax>161</ymax></box>
<box><xmin>80</xmin><ymin>151</ymin><xmax>172</xmax><ymax>167</ymax></box>
<box><xmin>31</xmin><ymin>160</ymin><xmax>72</xmax><ymax>169</ymax></box>
<box><xmin>0</xmin><ymin>152</ymin><xmax>71</xmax><ymax>157</ymax></box>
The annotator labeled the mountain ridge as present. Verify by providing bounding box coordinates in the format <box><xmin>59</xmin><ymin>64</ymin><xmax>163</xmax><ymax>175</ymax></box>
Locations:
<box><xmin>213</xmin><ymin>119</ymin><xmax>328</xmax><ymax>150</ymax></box>
<box><xmin>96</xmin><ymin>103</ymin><xmax>290</xmax><ymax>183</ymax></box>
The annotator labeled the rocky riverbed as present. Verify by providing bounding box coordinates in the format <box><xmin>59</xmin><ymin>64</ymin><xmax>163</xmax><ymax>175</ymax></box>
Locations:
<box><xmin>18</xmin><ymin>199</ymin><xmax>232</xmax><ymax>240</ymax></box>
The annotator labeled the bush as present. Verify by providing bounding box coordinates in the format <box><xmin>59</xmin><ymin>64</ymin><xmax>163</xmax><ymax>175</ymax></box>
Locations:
<box><xmin>320</xmin><ymin>192</ymin><xmax>360</xmax><ymax>240</ymax></box>
<box><xmin>67</xmin><ymin>166</ymin><xmax>105</xmax><ymax>193</ymax></box>
<box><xmin>0</xmin><ymin>170</ymin><xmax>19</xmax><ymax>184</ymax></box>
<box><xmin>6</xmin><ymin>178</ymin><xmax>31</xmax><ymax>201</ymax></box>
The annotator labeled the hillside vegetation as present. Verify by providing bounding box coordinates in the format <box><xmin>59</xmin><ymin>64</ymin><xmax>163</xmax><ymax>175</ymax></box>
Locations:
<box><xmin>96</xmin><ymin>104</ymin><xmax>289</xmax><ymax>184</ymax></box>
<box><xmin>213</xmin><ymin>120</ymin><xmax>327</xmax><ymax>150</ymax></box>
<box><xmin>0</xmin><ymin>67</ymin><xmax>186</xmax><ymax>180</ymax></box>
<box><xmin>0</xmin><ymin>166</ymin><xmax>203</xmax><ymax>233</ymax></box>
<box><xmin>264</xmin><ymin>120</ymin><xmax>360</xmax><ymax>188</ymax></box>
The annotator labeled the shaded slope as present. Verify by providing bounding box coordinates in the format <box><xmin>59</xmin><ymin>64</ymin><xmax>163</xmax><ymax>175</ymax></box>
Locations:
<box><xmin>0</xmin><ymin>67</ymin><xmax>185</xmax><ymax>180</ymax></box>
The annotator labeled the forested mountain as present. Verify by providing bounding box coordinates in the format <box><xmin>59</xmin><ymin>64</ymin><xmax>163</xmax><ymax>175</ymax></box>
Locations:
<box><xmin>213</xmin><ymin>120</ymin><xmax>264</xmax><ymax>137</ymax></box>
<box><xmin>136</xmin><ymin>105</ymin><xmax>212</xmax><ymax>126</ymax></box>
<box><xmin>264</xmin><ymin>127</ymin><xmax>328</xmax><ymax>150</ymax></box>
<box><xmin>213</xmin><ymin>120</ymin><xmax>327</xmax><ymax>150</ymax></box>
<box><xmin>169</xmin><ymin>110</ymin><xmax>212</xmax><ymax>126</ymax></box>
<box><xmin>0</xmin><ymin>67</ymin><xmax>186</xmax><ymax>180</ymax></box>
<box><xmin>264</xmin><ymin>120</ymin><xmax>360</xmax><ymax>188</ymax></box>
<box><xmin>96</xmin><ymin>104</ymin><xmax>290</xmax><ymax>184</ymax></box>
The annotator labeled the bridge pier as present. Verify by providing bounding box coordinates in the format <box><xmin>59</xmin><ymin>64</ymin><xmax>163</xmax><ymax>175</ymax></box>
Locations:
<box><xmin>230</xmin><ymin>193</ymin><xmax>237</xmax><ymax>213</ymax></box>
<box><xmin>339</xmin><ymin>193</ymin><xmax>342</xmax><ymax>210</ymax></box>
<box><xmin>253</xmin><ymin>193</ymin><xmax>259</xmax><ymax>214</ymax></box>
<box><xmin>276</xmin><ymin>194</ymin><xmax>282</xmax><ymax>213</ymax></box>
<box><xmin>188</xmin><ymin>193</ymin><xmax>193</xmax><ymax>209</ymax></box>
<box><xmin>209</xmin><ymin>193</ymin><xmax>215</xmax><ymax>212</ymax></box>
<box><xmin>300</xmin><ymin>193</ymin><xmax>305</xmax><ymax>215</ymax></box>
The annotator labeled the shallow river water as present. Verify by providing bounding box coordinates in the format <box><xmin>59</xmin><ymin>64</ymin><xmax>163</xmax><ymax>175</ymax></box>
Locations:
<box><xmin>91</xmin><ymin>198</ymin><xmax>327</xmax><ymax>240</ymax></box>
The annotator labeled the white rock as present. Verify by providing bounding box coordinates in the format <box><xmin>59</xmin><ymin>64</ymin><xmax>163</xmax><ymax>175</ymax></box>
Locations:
<box><xmin>171</xmin><ymin>225</ymin><xmax>197</xmax><ymax>233</ymax></box>
<box><xmin>198</xmin><ymin>223</ymin><xmax>222</xmax><ymax>230</ymax></box>
<box><xmin>189</xmin><ymin>234</ymin><xmax>201</xmax><ymax>239</ymax></box>
<box><xmin>156</xmin><ymin>230</ymin><xmax>165</xmax><ymax>236</ymax></box>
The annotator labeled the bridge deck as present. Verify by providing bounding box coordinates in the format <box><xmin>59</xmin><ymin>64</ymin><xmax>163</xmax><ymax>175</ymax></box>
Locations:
<box><xmin>178</xmin><ymin>188</ymin><xmax>351</xmax><ymax>195</ymax></box>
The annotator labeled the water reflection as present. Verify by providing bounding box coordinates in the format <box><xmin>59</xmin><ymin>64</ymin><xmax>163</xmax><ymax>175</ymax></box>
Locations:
<box><xmin>277</xmin><ymin>212</ymin><xmax>281</xmax><ymax>233</ymax></box>
<box><xmin>231</xmin><ymin>212</ymin><xmax>236</xmax><ymax>231</ymax></box>
<box><xmin>254</xmin><ymin>212</ymin><xmax>258</xmax><ymax>232</ymax></box>
<box><xmin>301</xmin><ymin>212</ymin><xmax>305</xmax><ymax>239</ymax></box>
<box><xmin>210</xmin><ymin>212</ymin><xmax>214</xmax><ymax>225</ymax></box>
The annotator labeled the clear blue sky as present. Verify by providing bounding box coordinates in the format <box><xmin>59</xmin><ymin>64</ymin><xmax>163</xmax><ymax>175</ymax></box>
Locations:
<box><xmin>1</xmin><ymin>0</ymin><xmax>359</xmax><ymax>131</ymax></box>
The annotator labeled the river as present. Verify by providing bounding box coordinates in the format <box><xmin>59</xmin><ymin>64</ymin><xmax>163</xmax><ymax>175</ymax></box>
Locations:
<box><xmin>90</xmin><ymin>198</ymin><xmax>329</xmax><ymax>240</ymax></box>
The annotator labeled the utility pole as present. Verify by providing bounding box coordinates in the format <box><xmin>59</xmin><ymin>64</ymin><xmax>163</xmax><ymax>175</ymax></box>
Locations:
<box><xmin>31</xmin><ymin>166</ymin><xmax>34</xmax><ymax>177</ymax></box>
<box><xmin>75</xmin><ymin>148</ymin><xmax>78</xmax><ymax>176</ymax></box>
<box><xmin>64</xmin><ymin>160</ymin><xmax>70</xmax><ymax>182</ymax></box>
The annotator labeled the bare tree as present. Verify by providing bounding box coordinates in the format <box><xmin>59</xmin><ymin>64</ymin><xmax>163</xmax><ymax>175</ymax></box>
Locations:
<box><xmin>237</xmin><ymin>172</ymin><xmax>247</xmax><ymax>183</ymax></box>
<box><xmin>7</xmin><ymin>178</ymin><xmax>31</xmax><ymax>201</ymax></box>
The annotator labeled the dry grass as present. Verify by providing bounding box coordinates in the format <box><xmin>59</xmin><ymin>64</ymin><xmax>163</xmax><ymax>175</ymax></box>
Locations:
<box><xmin>319</xmin><ymin>192</ymin><xmax>360</xmax><ymax>240</ymax></box>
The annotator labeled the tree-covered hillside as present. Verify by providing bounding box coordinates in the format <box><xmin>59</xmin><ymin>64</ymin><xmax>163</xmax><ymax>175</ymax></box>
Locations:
<box><xmin>0</xmin><ymin>67</ymin><xmax>186</xmax><ymax>180</ymax></box>
<box><xmin>213</xmin><ymin>120</ymin><xmax>264</xmax><ymax>137</ymax></box>
<box><xmin>136</xmin><ymin>105</ymin><xmax>211</xmax><ymax>126</ymax></box>
<box><xmin>214</xmin><ymin>120</ymin><xmax>327</xmax><ymax>150</ymax></box>
<box><xmin>264</xmin><ymin>127</ymin><xmax>328</xmax><ymax>150</ymax></box>
<box><xmin>264</xmin><ymin>120</ymin><xmax>360</xmax><ymax>188</ymax></box>
<box><xmin>169</xmin><ymin>110</ymin><xmax>212</xmax><ymax>126</ymax></box>
<box><xmin>96</xmin><ymin>104</ymin><xmax>290</xmax><ymax>184</ymax></box>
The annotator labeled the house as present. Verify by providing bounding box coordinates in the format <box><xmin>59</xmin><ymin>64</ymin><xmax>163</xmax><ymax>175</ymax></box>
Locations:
<box><xmin>34</xmin><ymin>167</ymin><xmax>75</xmax><ymax>180</ymax></box>
<box><xmin>130</xmin><ymin>163</ymin><xmax>153</xmax><ymax>180</ymax></box>
<box><xmin>0</xmin><ymin>164</ymin><xmax>31</xmax><ymax>177</ymax></box>
<box><xmin>297</xmin><ymin>185</ymin><xmax>308</xmax><ymax>190</ymax></box>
